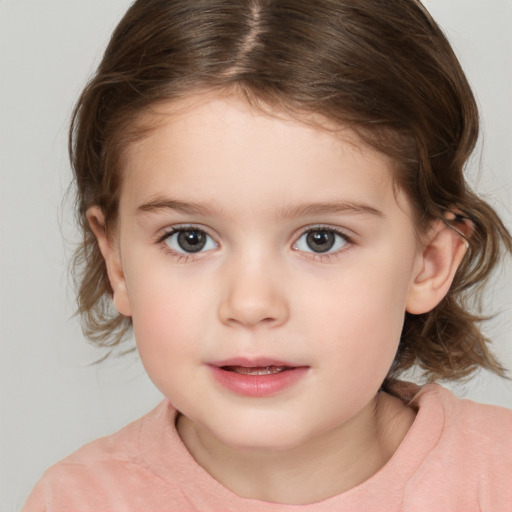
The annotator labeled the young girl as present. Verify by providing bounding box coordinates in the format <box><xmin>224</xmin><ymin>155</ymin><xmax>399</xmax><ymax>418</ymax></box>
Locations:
<box><xmin>22</xmin><ymin>0</ymin><xmax>512</xmax><ymax>510</ymax></box>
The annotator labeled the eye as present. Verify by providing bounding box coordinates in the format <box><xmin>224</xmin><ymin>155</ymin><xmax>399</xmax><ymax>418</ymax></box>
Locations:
<box><xmin>163</xmin><ymin>227</ymin><xmax>217</xmax><ymax>254</ymax></box>
<box><xmin>294</xmin><ymin>228</ymin><xmax>349</xmax><ymax>254</ymax></box>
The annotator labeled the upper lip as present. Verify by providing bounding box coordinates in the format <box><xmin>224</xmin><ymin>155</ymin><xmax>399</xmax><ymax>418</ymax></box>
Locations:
<box><xmin>209</xmin><ymin>357</ymin><xmax>304</xmax><ymax>368</ymax></box>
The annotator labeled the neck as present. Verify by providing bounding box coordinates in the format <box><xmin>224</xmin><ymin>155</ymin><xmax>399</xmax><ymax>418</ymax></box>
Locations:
<box><xmin>176</xmin><ymin>392</ymin><xmax>415</xmax><ymax>505</ymax></box>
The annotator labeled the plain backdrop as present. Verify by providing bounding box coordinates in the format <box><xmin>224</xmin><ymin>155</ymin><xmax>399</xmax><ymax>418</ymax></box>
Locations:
<box><xmin>1</xmin><ymin>0</ymin><xmax>511</xmax><ymax>510</ymax></box>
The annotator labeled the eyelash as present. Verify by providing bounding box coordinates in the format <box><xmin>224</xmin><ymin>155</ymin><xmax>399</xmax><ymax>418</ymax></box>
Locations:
<box><xmin>156</xmin><ymin>225</ymin><xmax>217</xmax><ymax>263</ymax></box>
<box><xmin>156</xmin><ymin>224</ymin><xmax>354</xmax><ymax>263</ymax></box>
<box><xmin>293</xmin><ymin>225</ymin><xmax>354</xmax><ymax>262</ymax></box>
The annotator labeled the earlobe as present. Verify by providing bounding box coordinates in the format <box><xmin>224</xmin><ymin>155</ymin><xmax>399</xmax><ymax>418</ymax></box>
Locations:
<box><xmin>406</xmin><ymin>220</ymin><xmax>469</xmax><ymax>315</ymax></box>
<box><xmin>86</xmin><ymin>206</ymin><xmax>132</xmax><ymax>317</ymax></box>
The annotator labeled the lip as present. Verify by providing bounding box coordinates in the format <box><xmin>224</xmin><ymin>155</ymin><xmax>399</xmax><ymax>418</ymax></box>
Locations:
<box><xmin>208</xmin><ymin>357</ymin><xmax>309</xmax><ymax>397</ymax></box>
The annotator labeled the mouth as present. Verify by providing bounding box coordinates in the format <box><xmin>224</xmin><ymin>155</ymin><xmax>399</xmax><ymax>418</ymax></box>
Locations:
<box><xmin>209</xmin><ymin>358</ymin><xmax>308</xmax><ymax>397</ymax></box>
<box><xmin>221</xmin><ymin>365</ymin><xmax>291</xmax><ymax>376</ymax></box>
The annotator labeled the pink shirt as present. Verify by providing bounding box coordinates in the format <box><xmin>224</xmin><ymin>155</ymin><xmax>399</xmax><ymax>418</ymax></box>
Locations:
<box><xmin>22</xmin><ymin>384</ymin><xmax>512</xmax><ymax>511</ymax></box>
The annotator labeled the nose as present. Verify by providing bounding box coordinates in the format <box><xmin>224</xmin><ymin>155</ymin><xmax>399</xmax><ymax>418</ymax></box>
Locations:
<box><xmin>217</xmin><ymin>257</ymin><xmax>290</xmax><ymax>329</ymax></box>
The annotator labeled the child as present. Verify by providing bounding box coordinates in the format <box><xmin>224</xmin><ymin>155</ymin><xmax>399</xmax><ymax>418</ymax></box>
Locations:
<box><xmin>22</xmin><ymin>0</ymin><xmax>512</xmax><ymax>510</ymax></box>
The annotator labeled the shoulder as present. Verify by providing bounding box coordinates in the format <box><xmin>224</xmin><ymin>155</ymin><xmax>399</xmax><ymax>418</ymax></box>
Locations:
<box><xmin>421</xmin><ymin>383</ymin><xmax>512</xmax><ymax>448</ymax></box>
<box><xmin>22</xmin><ymin>400</ymin><xmax>182</xmax><ymax>511</ymax></box>
<box><xmin>403</xmin><ymin>383</ymin><xmax>512</xmax><ymax>511</ymax></box>
<box><xmin>50</xmin><ymin>400</ymin><xmax>161</xmax><ymax>467</ymax></box>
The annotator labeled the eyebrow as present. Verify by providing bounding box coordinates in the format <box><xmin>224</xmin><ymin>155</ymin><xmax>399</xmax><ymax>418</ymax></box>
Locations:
<box><xmin>277</xmin><ymin>201</ymin><xmax>384</xmax><ymax>219</ymax></box>
<box><xmin>136</xmin><ymin>197</ymin><xmax>222</xmax><ymax>217</ymax></box>
<box><xmin>136</xmin><ymin>197</ymin><xmax>383</xmax><ymax>219</ymax></box>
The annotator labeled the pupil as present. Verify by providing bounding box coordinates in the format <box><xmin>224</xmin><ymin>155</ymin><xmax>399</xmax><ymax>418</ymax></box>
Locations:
<box><xmin>306</xmin><ymin>230</ymin><xmax>335</xmax><ymax>253</ymax></box>
<box><xmin>177</xmin><ymin>230</ymin><xmax>206</xmax><ymax>253</ymax></box>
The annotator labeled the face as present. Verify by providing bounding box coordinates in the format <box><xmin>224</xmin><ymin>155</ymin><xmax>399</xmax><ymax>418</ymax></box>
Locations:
<box><xmin>109</xmin><ymin>94</ymin><xmax>425</xmax><ymax>451</ymax></box>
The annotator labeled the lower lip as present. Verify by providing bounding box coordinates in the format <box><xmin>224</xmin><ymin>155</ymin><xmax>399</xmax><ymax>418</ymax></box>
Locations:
<box><xmin>209</xmin><ymin>366</ymin><xmax>308</xmax><ymax>397</ymax></box>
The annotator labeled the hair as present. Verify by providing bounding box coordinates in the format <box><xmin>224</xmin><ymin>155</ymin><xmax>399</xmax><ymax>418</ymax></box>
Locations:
<box><xmin>70</xmin><ymin>0</ymin><xmax>511</xmax><ymax>382</ymax></box>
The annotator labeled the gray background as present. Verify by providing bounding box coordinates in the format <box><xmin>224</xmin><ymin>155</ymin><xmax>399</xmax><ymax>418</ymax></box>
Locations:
<box><xmin>1</xmin><ymin>1</ymin><xmax>511</xmax><ymax>510</ymax></box>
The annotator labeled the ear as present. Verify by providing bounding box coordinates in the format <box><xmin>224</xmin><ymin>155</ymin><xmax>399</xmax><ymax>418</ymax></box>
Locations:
<box><xmin>406</xmin><ymin>220</ymin><xmax>470</xmax><ymax>315</ymax></box>
<box><xmin>86</xmin><ymin>206</ymin><xmax>132</xmax><ymax>317</ymax></box>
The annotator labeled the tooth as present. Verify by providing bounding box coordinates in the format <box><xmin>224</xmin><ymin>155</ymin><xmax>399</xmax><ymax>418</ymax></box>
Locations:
<box><xmin>224</xmin><ymin>365</ymin><xmax>290</xmax><ymax>375</ymax></box>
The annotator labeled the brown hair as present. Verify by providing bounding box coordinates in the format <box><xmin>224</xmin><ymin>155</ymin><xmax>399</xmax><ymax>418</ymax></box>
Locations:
<box><xmin>70</xmin><ymin>0</ymin><xmax>511</xmax><ymax>381</ymax></box>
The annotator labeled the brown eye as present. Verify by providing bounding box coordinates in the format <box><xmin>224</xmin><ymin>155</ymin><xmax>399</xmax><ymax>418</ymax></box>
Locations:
<box><xmin>177</xmin><ymin>230</ymin><xmax>206</xmax><ymax>252</ymax></box>
<box><xmin>164</xmin><ymin>228</ymin><xmax>217</xmax><ymax>254</ymax></box>
<box><xmin>305</xmin><ymin>230</ymin><xmax>336</xmax><ymax>253</ymax></box>
<box><xmin>294</xmin><ymin>228</ymin><xmax>349</xmax><ymax>254</ymax></box>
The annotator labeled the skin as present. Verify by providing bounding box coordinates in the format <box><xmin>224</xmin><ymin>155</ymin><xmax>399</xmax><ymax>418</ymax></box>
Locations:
<box><xmin>88</xmin><ymin>93</ymin><xmax>468</xmax><ymax>505</ymax></box>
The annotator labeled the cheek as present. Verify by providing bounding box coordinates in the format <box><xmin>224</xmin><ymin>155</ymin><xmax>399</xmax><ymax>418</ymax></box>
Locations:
<box><xmin>124</xmin><ymin>263</ymin><xmax>209</xmax><ymax>369</ymax></box>
<box><xmin>129</xmin><ymin>287</ymin><xmax>207</xmax><ymax>400</ymax></box>
<box><xmin>305</xmin><ymin>255</ymin><xmax>413</xmax><ymax>368</ymax></box>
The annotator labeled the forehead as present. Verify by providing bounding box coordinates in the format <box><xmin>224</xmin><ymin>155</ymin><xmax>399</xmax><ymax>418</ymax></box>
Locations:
<box><xmin>119</xmin><ymin>93</ymin><xmax>407</xmax><ymax>217</ymax></box>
